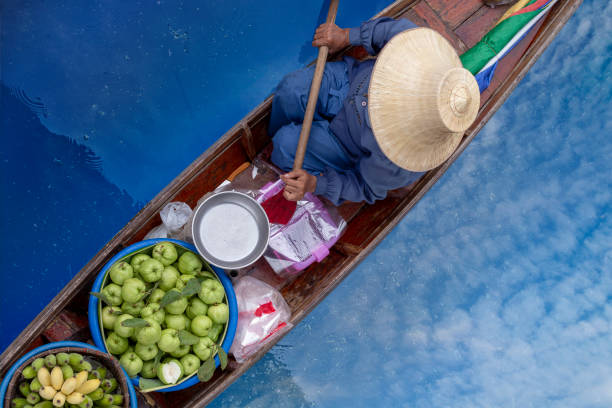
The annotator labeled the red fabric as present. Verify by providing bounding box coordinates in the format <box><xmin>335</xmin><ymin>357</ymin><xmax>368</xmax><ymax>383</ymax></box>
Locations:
<box><xmin>254</xmin><ymin>301</ymin><xmax>276</xmax><ymax>317</ymax></box>
<box><xmin>511</xmin><ymin>0</ymin><xmax>551</xmax><ymax>17</ymax></box>
<box><xmin>261</xmin><ymin>191</ymin><xmax>296</xmax><ymax>225</ymax></box>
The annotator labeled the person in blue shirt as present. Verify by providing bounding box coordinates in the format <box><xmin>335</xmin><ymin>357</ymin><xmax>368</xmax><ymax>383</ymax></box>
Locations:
<box><xmin>270</xmin><ymin>18</ymin><xmax>480</xmax><ymax>205</ymax></box>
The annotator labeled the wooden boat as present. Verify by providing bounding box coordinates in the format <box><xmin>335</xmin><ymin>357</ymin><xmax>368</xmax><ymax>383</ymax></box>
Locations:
<box><xmin>0</xmin><ymin>0</ymin><xmax>582</xmax><ymax>406</ymax></box>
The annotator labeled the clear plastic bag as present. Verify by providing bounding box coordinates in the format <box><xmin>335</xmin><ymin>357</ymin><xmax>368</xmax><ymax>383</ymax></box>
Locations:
<box><xmin>143</xmin><ymin>202</ymin><xmax>193</xmax><ymax>240</ymax></box>
<box><xmin>143</xmin><ymin>223</ymin><xmax>169</xmax><ymax>240</ymax></box>
<box><xmin>229</xmin><ymin>276</ymin><xmax>293</xmax><ymax>363</ymax></box>
<box><xmin>160</xmin><ymin>202</ymin><xmax>193</xmax><ymax>233</ymax></box>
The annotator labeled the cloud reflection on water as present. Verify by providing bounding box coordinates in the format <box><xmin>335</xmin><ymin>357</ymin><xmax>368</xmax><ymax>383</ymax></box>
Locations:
<box><xmin>211</xmin><ymin>1</ymin><xmax>612</xmax><ymax>407</ymax></box>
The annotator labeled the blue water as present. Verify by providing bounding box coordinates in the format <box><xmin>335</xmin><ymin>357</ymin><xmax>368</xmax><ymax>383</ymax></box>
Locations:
<box><xmin>2</xmin><ymin>1</ymin><xmax>611</xmax><ymax>407</ymax></box>
<box><xmin>0</xmin><ymin>0</ymin><xmax>388</xmax><ymax>348</ymax></box>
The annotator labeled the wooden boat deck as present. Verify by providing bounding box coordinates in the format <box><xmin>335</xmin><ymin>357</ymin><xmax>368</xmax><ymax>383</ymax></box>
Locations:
<box><xmin>0</xmin><ymin>0</ymin><xmax>582</xmax><ymax>406</ymax></box>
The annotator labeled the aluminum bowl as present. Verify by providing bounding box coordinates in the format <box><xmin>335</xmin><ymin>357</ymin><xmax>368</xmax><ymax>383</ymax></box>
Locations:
<box><xmin>192</xmin><ymin>191</ymin><xmax>270</xmax><ymax>269</ymax></box>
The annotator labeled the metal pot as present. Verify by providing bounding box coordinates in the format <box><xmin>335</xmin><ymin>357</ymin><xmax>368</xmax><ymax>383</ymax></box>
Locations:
<box><xmin>191</xmin><ymin>191</ymin><xmax>270</xmax><ymax>270</ymax></box>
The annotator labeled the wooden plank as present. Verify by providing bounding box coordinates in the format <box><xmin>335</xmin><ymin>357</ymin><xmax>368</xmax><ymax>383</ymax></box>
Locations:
<box><xmin>246</xmin><ymin>97</ymin><xmax>273</xmax><ymax>154</ymax></box>
<box><xmin>339</xmin><ymin>197</ymin><xmax>402</xmax><ymax>248</ymax></box>
<box><xmin>42</xmin><ymin>310</ymin><xmax>89</xmax><ymax>342</ymax></box>
<box><xmin>281</xmin><ymin>250</ymin><xmax>346</xmax><ymax>313</ymax></box>
<box><xmin>336</xmin><ymin>201</ymin><xmax>365</xmax><ymax>223</ymax></box>
<box><xmin>334</xmin><ymin>241</ymin><xmax>362</xmax><ymax>256</ymax></box>
<box><xmin>26</xmin><ymin>336</ymin><xmax>45</xmax><ymax>351</ymax></box>
<box><xmin>425</xmin><ymin>0</ymin><xmax>482</xmax><ymax>29</ymax></box>
<box><xmin>455</xmin><ymin>5</ymin><xmax>510</xmax><ymax>49</ymax></box>
<box><xmin>334</xmin><ymin>180</ymin><xmax>417</xmax><ymax>255</ymax></box>
<box><xmin>136</xmin><ymin>392</ymin><xmax>162</xmax><ymax>408</ymax></box>
<box><xmin>376</xmin><ymin>0</ymin><xmax>420</xmax><ymax>19</ymax></box>
<box><xmin>239</xmin><ymin>122</ymin><xmax>257</xmax><ymax>160</ymax></box>
<box><xmin>403</xmin><ymin>1</ymin><xmax>468</xmax><ymax>53</ymax></box>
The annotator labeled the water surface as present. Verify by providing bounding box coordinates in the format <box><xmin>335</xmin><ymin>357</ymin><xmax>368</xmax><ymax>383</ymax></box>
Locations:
<box><xmin>0</xmin><ymin>0</ymin><xmax>388</xmax><ymax>350</ymax></box>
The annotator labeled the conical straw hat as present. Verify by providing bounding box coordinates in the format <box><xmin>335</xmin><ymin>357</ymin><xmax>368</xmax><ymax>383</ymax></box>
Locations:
<box><xmin>368</xmin><ymin>27</ymin><xmax>480</xmax><ymax>172</ymax></box>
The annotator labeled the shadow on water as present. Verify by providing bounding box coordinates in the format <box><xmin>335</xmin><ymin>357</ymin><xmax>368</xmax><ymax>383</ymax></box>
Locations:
<box><xmin>10</xmin><ymin>87</ymin><xmax>48</xmax><ymax>118</ymax></box>
<box><xmin>0</xmin><ymin>82</ymin><xmax>140</xmax><ymax>351</ymax></box>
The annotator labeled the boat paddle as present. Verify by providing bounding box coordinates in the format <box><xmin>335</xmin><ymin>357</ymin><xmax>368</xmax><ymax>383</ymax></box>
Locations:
<box><xmin>262</xmin><ymin>0</ymin><xmax>340</xmax><ymax>225</ymax></box>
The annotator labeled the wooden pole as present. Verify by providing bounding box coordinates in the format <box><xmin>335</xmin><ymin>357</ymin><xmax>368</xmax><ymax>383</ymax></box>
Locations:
<box><xmin>292</xmin><ymin>0</ymin><xmax>340</xmax><ymax>170</ymax></box>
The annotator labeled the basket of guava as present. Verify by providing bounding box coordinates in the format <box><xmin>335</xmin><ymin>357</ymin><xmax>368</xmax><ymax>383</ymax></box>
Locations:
<box><xmin>1</xmin><ymin>340</ymin><xmax>137</xmax><ymax>408</ymax></box>
<box><xmin>88</xmin><ymin>239</ymin><xmax>237</xmax><ymax>392</ymax></box>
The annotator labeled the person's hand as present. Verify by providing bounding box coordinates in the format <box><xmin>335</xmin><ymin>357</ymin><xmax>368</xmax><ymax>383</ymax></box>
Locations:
<box><xmin>281</xmin><ymin>170</ymin><xmax>317</xmax><ymax>201</ymax></box>
<box><xmin>312</xmin><ymin>23</ymin><xmax>350</xmax><ymax>54</ymax></box>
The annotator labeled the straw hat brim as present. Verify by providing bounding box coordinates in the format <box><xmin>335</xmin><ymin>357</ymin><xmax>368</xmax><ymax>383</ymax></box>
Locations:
<box><xmin>368</xmin><ymin>28</ymin><xmax>480</xmax><ymax>172</ymax></box>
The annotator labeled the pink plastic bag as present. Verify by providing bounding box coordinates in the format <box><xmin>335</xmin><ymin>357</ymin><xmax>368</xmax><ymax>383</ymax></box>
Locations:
<box><xmin>258</xmin><ymin>180</ymin><xmax>346</xmax><ymax>278</ymax></box>
<box><xmin>229</xmin><ymin>276</ymin><xmax>293</xmax><ymax>363</ymax></box>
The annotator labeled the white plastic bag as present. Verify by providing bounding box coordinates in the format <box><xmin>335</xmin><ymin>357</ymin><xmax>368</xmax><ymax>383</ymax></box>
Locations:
<box><xmin>230</xmin><ymin>276</ymin><xmax>293</xmax><ymax>363</ymax></box>
<box><xmin>144</xmin><ymin>202</ymin><xmax>193</xmax><ymax>240</ymax></box>
<box><xmin>143</xmin><ymin>224</ymin><xmax>169</xmax><ymax>239</ymax></box>
<box><xmin>160</xmin><ymin>202</ymin><xmax>193</xmax><ymax>233</ymax></box>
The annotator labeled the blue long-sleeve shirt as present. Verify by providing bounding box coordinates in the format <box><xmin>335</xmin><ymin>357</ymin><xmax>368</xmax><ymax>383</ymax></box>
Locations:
<box><xmin>314</xmin><ymin>17</ymin><xmax>424</xmax><ymax>205</ymax></box>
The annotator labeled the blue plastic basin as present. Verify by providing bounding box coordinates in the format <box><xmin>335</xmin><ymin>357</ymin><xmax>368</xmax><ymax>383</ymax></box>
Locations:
<box><xmin>88</xmin><ymin>238</ymin><xmax>237</xmax><ymax>392</ymax></box>
<box><xmin>0</xmin><ymin>341</ymin><xmax>138</xmax><ymax>408</ymax></box>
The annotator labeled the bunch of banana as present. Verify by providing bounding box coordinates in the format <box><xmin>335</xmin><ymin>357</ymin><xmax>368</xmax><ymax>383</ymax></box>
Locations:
<box><xmin>36</xmin><ymin>366</ymin><xmax>99</xmax><ymax>406</ymax></box>
<box><xmin>10</xmin><ymin>352</ymin><xmax>125</xmax><ymax>408</ymax></box>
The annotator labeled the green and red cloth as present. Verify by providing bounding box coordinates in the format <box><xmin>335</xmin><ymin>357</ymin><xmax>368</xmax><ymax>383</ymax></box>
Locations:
<box><xmin>461</xmin><ymin>0</ymin><xmax>558</xmax><ymax>91</ymax></box>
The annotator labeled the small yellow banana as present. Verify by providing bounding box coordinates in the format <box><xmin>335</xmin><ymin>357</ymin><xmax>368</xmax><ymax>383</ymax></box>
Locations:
<box><xmin>52</xmin><ymin>391</ymin><xmax>66</xmax><ymax>407</ymax></box>
<box><xmin>74</xmin><ymin>370</ymin><xmax>88</xmax><ymax>389</ymax></box>
<box><xmin>60</xmin><ymin>377</ymin><xmax>77</xmax><ymax>395</ymax></box>
<box><xmin>37</xmin><ymin>367</ymin><xmax>51</xmax><ymax>387</ymax></box>
<box><xmin>76</xmin><ymin>378</ymin><xmax>100</xmax><ymax>395</ymax></box>
<box><xmin>66</xmin><ymin>392</ymin><xmax>85</xmax><ymax>404</ymax></box>
<box><xmin>50</xmin><ymin>366</ymin><xmax>64</xmax><ymax>391</ymax></box>
<box><xmin>39</xmin><ymin>385</ymin><xmax>57</xmax><ymax>400</ymax></box>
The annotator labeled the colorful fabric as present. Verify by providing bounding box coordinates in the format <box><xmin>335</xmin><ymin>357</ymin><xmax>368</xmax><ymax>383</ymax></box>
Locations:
<box><xmin>461</xmin><ymin>0</ymin><xmax>557</xmax><ymax>92</ymax></box>
<box><xmin>495</xmin><ymin>0</ymin><xmax>533</xmax><ymax>26</ymax></box>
